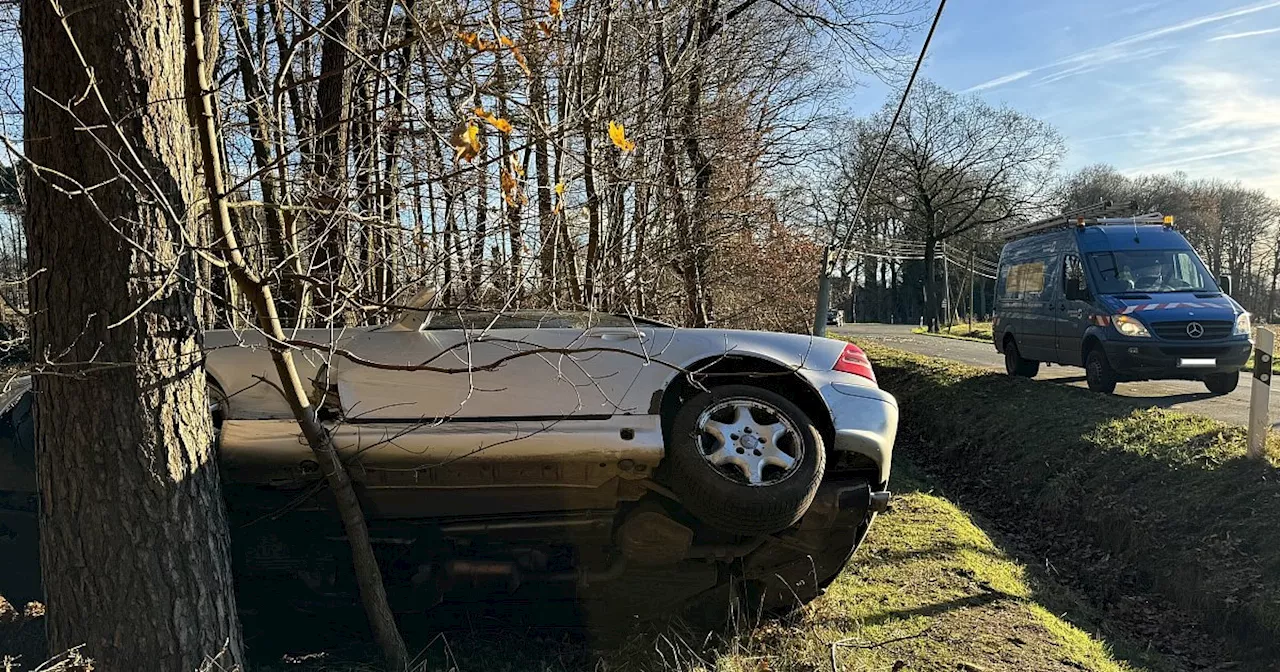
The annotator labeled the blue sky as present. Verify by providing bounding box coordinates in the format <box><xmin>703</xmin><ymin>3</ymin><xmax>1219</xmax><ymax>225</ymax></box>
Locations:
<box><xmin>852</xmin><ymin>0</ymin><xmax>1280</xmax><ymax>195</ymax></box>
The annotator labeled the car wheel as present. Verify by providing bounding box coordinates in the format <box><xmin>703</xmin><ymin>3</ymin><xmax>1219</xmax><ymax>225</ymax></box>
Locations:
<box><xmin>660</xmin><ymin>385</ymin><xmax>824</xmax><ymax>536</ymax></box>
<box><xmin>1204</xmin><ymin>372</ymin><xmax>1240</xmax><ymax>395</ymax></box>
<box><xmin>1085</xmin><ymin>348</ymin><xmax>1118</xmax><ymax>394</ymax></box>
<box><xmin>1004</xmin><ymin>339</ymin><xmax>1040</xmax><ymax>378</ymax></box>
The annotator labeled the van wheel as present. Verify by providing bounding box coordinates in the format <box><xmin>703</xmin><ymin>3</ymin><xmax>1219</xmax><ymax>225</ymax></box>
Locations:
<box><xmin>1004</xmin><ymin>340</ymin><xmax>1040</xmax><ymax>378</ymax></box>
<box><xmin>1085</xmin><ymin>348</ymin><xmax>1118</xmax><ymax>394</ymax></box>
<box><xmin>1204</xmin><ymin>373</ymin><xmax>1239</xmax><ymax>395</ymax></box>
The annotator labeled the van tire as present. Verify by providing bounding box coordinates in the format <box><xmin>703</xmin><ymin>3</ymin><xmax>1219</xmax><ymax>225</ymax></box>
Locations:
<box><xmin>1085</xmin><ymin>348</ymin><xmax>1118</xmax><ymax>394</ymax></box>
<box><xmin>1204</xmin><ymin>372</ymin><xmax>1239</xmax><ymax>395</ymax></box>
<box><xmin>1004</xmin><ymin>340</ymin><xmax>1039</xmax><ymax>378</ymax></box>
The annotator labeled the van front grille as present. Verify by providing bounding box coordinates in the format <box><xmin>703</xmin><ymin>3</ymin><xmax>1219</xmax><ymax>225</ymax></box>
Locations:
<box><xmin>1150</xmin><ymin>320</ymin><xmax>1233</xmax><ymax>341</ymax></box>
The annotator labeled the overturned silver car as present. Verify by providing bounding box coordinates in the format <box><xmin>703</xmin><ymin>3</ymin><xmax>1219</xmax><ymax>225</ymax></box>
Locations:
<box><xmin>1</xmin><ymin>307</ymin><xmax>897</xmax><ymax>618</ymax></box>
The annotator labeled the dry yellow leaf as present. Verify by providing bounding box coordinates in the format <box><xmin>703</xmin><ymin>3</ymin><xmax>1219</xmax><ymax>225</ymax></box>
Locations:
<box><xmin>549</xmin><ymin>0</ymin><xmax>563</xmax><ymax>19</ymax></box>
<box><xmin>474</xmin><ymin>107</ymin><xmax>513</xmax><ymax>134</ymax></box>
<box><xmin>607</xmin><ymin>121</ymin><xmax>636</xmax><ymax>152</ymax></box>
<box><xmin>450</xmin><ymin>122</ymin><xmax>482</xmax><ymax>162</ymax></box>
<box><xmin>511</xmin><ymin>45</ymin><xmax>532</xmax><ymax>75</ymax></box>
<box><xmin>500</xmin><ymin>167</ymin><xmax>527</xmax><ymax>207</ymax></box>
<box><xmin>456</xmin><ymin>31</ymin><xmax>491</xmax><ymax>50</ymax></box>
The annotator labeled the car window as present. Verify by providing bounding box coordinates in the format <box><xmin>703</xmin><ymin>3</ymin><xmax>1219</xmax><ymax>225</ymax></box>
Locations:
<box><xmin>1063</xmin><ymin>255</ymin><xmax>1088</xmax><ymax>300</ymax></box>
<box><xmin>422</xmin><ymin>310</ymin><xmax>656</xmax><ymax>330</ymax></box>
<box><xmin>1000</xmin><ymin>261</ymin><xmax>1046</xmax><ymax>300</ymax></box>
<box><xmin>423</xmin><ymin>310</ymin><xmax>577</xmax><ymax>330</ymax></box>
<box><xmin>1088</xmin><ymin>250</ymin><xmax>1214</xmax><ymax>294</ymax></box>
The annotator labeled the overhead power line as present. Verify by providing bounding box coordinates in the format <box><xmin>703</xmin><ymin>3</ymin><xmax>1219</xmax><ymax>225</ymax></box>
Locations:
<box><xmin>834</xmin><ymin>0</ymin><xmax>948</xmax><ymax>254</ymax></box>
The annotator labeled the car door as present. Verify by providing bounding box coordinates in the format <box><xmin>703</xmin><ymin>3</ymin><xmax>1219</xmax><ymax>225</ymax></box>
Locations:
<box><xmin>1055</xmin><ymin>253</ymin><xmax>1092</xmax><ymax>366</ymax></box>
<box><xmin>1005</xmin><ymin>255</ymin><xmax>1054</xmax><ymax>360</ymax></box>
<box><xmin>332</xmin><ymin>311</ymin><xmax>651</xmax><ymax>420</ymax></box>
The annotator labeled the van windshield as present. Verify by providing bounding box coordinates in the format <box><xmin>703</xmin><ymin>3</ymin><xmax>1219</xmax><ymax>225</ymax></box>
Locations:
<box><xmin>1087</xmin><ymin>250</ymin><xmax>1218</xmax><ymax>294</ymax></box>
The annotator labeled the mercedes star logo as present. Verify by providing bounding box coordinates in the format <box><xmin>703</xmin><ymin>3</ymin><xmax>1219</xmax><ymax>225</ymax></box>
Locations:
<box><xmin>1186</xmin><ymin>322</ymin><xmax>1205</xmax><ymax>339</ymax></box>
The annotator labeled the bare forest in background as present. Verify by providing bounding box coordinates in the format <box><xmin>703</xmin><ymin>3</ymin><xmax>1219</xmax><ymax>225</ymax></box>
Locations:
<box><xmin>0</xmin><ymin>0</ymin><xmax>1276</xmax><ymax>341</ymax></box>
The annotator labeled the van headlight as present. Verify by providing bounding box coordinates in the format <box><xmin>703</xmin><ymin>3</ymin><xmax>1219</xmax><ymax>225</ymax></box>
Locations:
<box><xmin>1234</xmin><ymin>312</ymin><xmax>1252</xmax><ymax>336</ymax></box>
<box><xmin>1113</xmin><ymin>314</ymin><xmax>1151</xmax><ymax>338</ymax></box>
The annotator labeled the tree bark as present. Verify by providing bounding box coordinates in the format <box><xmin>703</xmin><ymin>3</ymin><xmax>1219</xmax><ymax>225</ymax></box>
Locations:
<box><xmin>22</xmin><ymin>1</ymin><xmax>244</xmax><ymax>669</ymax></box>
<box><xmin>923</xmin><ymin>237</ymin><xmax>939</xmax><ymax>332</ymax></box>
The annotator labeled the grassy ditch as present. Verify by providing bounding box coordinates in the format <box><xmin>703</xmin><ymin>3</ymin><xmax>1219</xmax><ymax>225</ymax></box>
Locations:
<box><xmin>865</xmin><ymin>344</ymin><xmax>1280</xmax><ymax>664</ymax></box>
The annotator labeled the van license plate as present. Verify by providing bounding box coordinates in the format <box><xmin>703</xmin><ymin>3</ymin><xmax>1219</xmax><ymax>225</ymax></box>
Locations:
<box><xmin>1178</xmin><ymin>358</ymin><xmax>1217</xmax><ymax>368</ymax></box>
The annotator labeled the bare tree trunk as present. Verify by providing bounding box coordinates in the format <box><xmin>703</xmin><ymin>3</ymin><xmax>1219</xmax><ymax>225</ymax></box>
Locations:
<box><xmin>923</xmin><ymin>236</ymin><xmax>939</xmax><ymax>332</ymax></box>
<box><xmin>23</xmin><ymin>1</ymin><xmax>244</xmax><ymax>669</ymax></box>
<box><xmin>531</xmin><ymin>66</ymin><xmax>555</xmax><ymax>298</ymax></box>
<box><xmin>185</xmin><ymin>3</ymin><xmax>408</xmax><ymax>668</ymax></box>
<box><xmin>310</xmin><ymin>0</ymin><xmax>362</xmax><ymax>326</ymax></box>
<box><xmin>231</xmin><ymin>0</ymin><xmax>305</xmax><ymax>325</ymax></box>
<box><xmin>471</xmin><ymin>128</ymin><xmax>488</xmax><ymax>293</ymax></box>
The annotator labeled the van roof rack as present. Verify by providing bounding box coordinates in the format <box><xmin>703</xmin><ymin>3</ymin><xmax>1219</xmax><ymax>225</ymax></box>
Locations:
<box><xmin>1001</xmin><ymin>201</ymin><xmax>1174</xmax><ymax>240</ymax></box>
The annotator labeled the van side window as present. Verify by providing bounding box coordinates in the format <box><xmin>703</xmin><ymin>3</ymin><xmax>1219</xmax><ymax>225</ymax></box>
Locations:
<box><xmin>1064</xmin><ymin>255</ymin><xmax>1089</xmax><ymax>301</ymax></box>
<box><xmin>1002</xmin><ymin>261</ymin><xmax>1045</xmax><ymax>300</ymax></box>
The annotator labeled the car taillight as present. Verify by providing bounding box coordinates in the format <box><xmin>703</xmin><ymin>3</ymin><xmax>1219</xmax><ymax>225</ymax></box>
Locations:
<box><xmin>833</xmin><ymin>342</ymin><xmax>876</xmax><ymax>382</ymax></box>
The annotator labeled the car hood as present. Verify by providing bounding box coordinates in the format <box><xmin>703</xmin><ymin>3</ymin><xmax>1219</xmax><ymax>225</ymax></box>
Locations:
<box><xmin>1100</xmin><ymin>292</ymin><xmax>1243</xmax><ymax>322</ymax></box>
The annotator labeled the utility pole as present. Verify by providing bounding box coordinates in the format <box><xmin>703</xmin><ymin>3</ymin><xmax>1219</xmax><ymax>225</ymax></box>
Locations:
<box><xmin>942</xmin><ymin>242</ymin><xmax>952</xmax><ymax>330</ymax></box>
<box><xmin>813</xmin><ymin>246</ymin><xmax>832</xmax><ymax>337</ymax></box>
<box><xmin>969</xmin><ymin>249</ymin><xmax>976</xmax><ymax>334</ymax></box>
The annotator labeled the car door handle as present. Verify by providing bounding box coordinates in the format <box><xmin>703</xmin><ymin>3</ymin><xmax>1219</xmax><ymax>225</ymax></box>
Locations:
<box><xmin>593</xmin><ymin>331</ymin><xmax>645</xmax><ymax>342</ymax></box>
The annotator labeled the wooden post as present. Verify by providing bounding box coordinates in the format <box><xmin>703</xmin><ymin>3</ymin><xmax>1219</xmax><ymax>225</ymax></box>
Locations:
<box><xmin>1249</xmin><ymin>327</ymin><xmax>1274</xmax><ymax>459</ymax></box>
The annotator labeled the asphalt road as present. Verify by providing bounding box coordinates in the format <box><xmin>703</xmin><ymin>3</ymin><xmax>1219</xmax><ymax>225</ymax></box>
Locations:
<box><xmin>833</xmin><ymin>322</ymin><xmax>1277</xmax><ymax>428</ymax></box>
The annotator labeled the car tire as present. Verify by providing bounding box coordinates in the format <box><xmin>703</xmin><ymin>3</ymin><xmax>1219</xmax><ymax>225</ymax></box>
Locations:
<box><xmin>1085</xmin><ymin>348</ymin><xmax>1118</xmax><ymax>394</ymax></box>
<box><xmin>660</xmin><ymin>385</ymin><xmax>825</xmax><ymax>536</ymax></box>
<box><xmin>1204</xmin><ymin>372</ymin><xmax>1239</xmax><ymax>395</ymax></box>
<box><xmin>1004</xmin><ymin>339</ymin><xmax>1040</xmax><ymax>378</ymax></box>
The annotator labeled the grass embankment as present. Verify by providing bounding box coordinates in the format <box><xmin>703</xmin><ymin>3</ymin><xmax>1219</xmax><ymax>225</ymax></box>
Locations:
<box><xmin>912</xmin><ymin>322</ymin><xmax>993</xmax><ymax>343</ymax></box>
<box><xmin>866</xmin><ymin>344</ymin><xmax>1280</xmax><ymax>665</ymax></box>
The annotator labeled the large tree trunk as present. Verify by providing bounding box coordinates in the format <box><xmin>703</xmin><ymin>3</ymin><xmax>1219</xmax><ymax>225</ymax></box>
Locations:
<box><xmin>22</xmin><ymin>1</ymin><xmax>243</xmax><ymax>669</ymax></box>
<box><xmin>922</xmin><ymin>237</ymin><xmax>939</xmax><ymax>332</ymax></box>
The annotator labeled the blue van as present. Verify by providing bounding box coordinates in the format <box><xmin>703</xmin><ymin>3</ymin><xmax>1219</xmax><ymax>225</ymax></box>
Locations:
<box><xmin>993</xmin><ymin>210</ymin><xmax>1253</xmax><ymax>395</ymax></box>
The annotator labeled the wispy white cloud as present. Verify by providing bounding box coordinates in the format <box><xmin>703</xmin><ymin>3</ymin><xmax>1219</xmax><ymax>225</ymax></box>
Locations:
<box><xmin>1127</xmin><ymin>140</ymin><xmax>1280</xmax><ymax>172</ymax></box>
<box><xmin>1119</xmin><ymin>65</ymin><xmax>1280</xmax><ymax>193</ymax></box>
<box><xmin>961</xmin><ymin>0</ymin><xmax>1280</xmax><ymax>93</ymax></box>
<box><xmin>1208</xmin><ymin>26</ymin><xmax>1280</xmax><ymax>41</ymax></box>
<box><xmin>961</xmin><ymin>70</ymin><xmax>1032</xmax><ymax>93</ymax></box>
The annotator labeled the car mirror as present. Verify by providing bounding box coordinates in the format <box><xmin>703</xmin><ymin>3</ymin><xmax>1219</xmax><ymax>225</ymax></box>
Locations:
<box><xmin>1219</xmin><ymin>274</ymin><xmax>1233</xmax><ymax>295</ymax></box>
